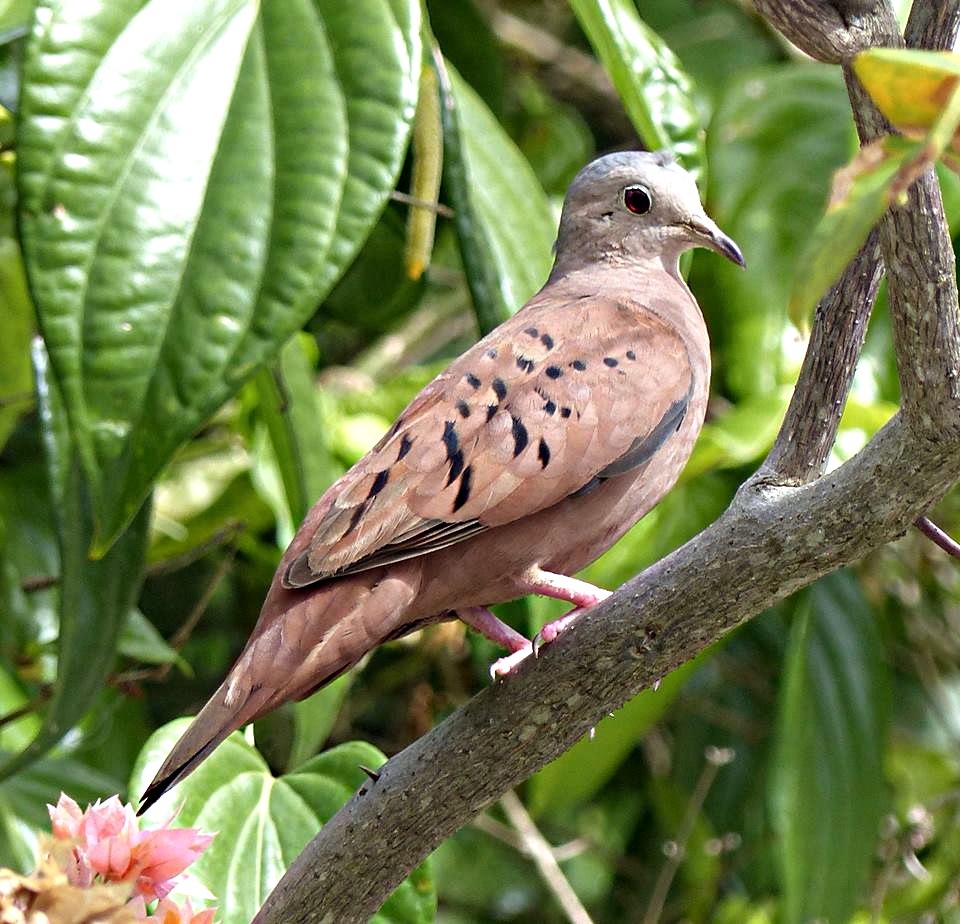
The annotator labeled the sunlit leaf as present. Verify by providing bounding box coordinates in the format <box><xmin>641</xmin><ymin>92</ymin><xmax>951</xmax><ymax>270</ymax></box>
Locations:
<box><xmin>702</xmin><ymin>65</ymin><xmax>851</xmax><ymax>398</ymax></box>
<box><xmin>434</xmin><ymin>51</ymin><xmax>553</xmax><ymax>333</ymax></box>
<box><xmin>569</xmin><ymin>0</ymin><xmax>704</xmax><ymax>181</ymax></box>
<box><xmin>131</xmin><ymin>722</ymin><xmax>435</xmax><ymax>924</ymax></box>
<box><xmin>18</xmin><ymin>0</ymin><xmax>420</xmax><ymax>552</ymax></box>
<box><xmin>789</xmin><ymin>136</ymin><xmax>924</xmax><ymax>327</ymax></box>
<box><xmin>0</xmin><ymin>239</ymin><xmax>33</xmax><ymax>451</ymax></box>
<box><xmin>853</xmin><ymin>49</ymin><xmax>960</xmax><ymax>145</ymax></box>
<box><xmin>0</xmin><ymin>342</ymin><xmax>151</xmax><ymax>781</ymax></box>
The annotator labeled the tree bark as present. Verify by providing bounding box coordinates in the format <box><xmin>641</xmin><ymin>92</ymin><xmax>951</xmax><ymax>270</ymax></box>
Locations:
<box><xmin>255</xmin><ymin>2</ymin><xmax>960</xmax><ymax>920</ymax></box>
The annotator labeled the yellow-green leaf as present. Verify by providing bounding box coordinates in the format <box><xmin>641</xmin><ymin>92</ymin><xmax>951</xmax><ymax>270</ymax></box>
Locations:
<box><xmin>788</xmin><ymin>136</ymin><xmax>924</xmax><ymax>328</ymax></box>
<box><xmin>853</xmin><ymin>48</ymin><xmax>960</xmax><ymax>143</ymax></box>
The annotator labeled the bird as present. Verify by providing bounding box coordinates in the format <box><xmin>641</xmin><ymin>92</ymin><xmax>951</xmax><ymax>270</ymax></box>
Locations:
<box><xmin>139</xmin><ymin>149</ymin><xmax>744</xmax><ymax>813</ymax></box>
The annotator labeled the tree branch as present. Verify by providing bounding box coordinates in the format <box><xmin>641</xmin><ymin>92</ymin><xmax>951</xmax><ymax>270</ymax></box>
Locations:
<box><xmin>759</xmin><ymin>227</ymin><xmax>881</xmax><ymax>484</ymax></box>
<box><xmin>254</xmin><ymin>3</ymin><xmax>960</xmax><ymax>920</ymax></box>
<box><xmin>904</xmin><ymin>0</ymin><xmax>960</xmax><ymax>51</ymax></box>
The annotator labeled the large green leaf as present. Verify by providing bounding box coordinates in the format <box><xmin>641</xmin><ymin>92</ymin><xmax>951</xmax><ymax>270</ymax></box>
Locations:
<box><xmin>569</xmin><ymin>0</ymin><xmax>704</xmax><ymax>181</ymax></box>
<box><xmin>0</xmin><ymin>240</ymin><xmax>33</xmax><ymax>452</ymax></box>
<box><xmin>131</xmin><ymin>722</ymin><xmax>435</xmax><ymax>924</ymax></box>
<box><xmin>703</xmin><ymin>65</ymin><xmax>851</xmax><ymax>399</ymax></box>
<box><xmin>770</xmin><ymin>571</ymin><xmax>890</xmax><ymax>924</ymax></box>
<box><xmin>434</xmin><ymin>53</ymin><xmax>554</xmax><ymax>333</ymax></box>
<box><xmin>252</xmin><ymin>333</ymin><xmax>340</xmax><ymax>536</ymax></box>
<box><xmin>0</xmin><ymin>342</ymin><xmax>151</xmax><ymax>781</ymax></box>
<box><xmin>18</xmin><ymin>0</ymin><xmax>420</xmax><ymax>553</ymax></box>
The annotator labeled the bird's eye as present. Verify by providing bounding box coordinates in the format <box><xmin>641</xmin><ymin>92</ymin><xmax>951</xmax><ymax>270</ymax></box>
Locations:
<box><xmin>623</xmin><ymin>185</ymin><xmax>652</xmax><ymax>215</ymax></box>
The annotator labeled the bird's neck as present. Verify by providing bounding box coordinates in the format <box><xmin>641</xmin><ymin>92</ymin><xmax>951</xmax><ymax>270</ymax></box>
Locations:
<box><xmin>543</xmin><ymin>258</ymin><xmax>710</xmax><ymax>366</ymax></box>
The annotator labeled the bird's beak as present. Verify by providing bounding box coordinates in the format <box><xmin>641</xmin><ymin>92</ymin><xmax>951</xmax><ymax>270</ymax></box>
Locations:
<box><xmin>687</xmin><ymin>217</ymin><xmax>746</xmax><ymax>268</ymax></box>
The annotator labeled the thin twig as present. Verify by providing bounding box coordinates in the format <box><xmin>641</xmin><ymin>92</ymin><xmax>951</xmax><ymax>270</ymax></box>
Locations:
<box><xmin>114</xmin><ymin>548</ymin><xmax>236</xmax><ymax>684</ymax></box>
<box><xmin>0</xmin><ymin>686</ymin><xmax>51</xmax><ymax>730</ymax></box>
<box><xmin>640</xmin><ymin>747</ymin><xmax>734</xmax><ymax>924</ymax></box>
<box><xmin>20</xmin><ymin>574</ymin><xmax>59</xmax><ymax>593</ymax></box>
<box><xmin>915</xmin><ymin>516</ymin><xmax>960</xmax><ymax>559</ymax></box>
<box><xmin>146</xmin><ymin>521</ymin><xmax>244</xmax><ymax>577</ymax></box>
<box><xmin>389</xmin><ymin>190</ymin><xmax>454</xmax><ymax>218</ymax></box>
<box><xmin>499</xmin><ymin>790</ymin><xmax>594</xmax><ymax>924</ymax></box>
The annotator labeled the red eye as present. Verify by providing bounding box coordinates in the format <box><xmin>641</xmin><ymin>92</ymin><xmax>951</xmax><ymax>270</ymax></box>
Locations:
<box><xmin>624</xmin><ymin>185</ymin><xmax>652</xmax><ymax>215</ymax></box>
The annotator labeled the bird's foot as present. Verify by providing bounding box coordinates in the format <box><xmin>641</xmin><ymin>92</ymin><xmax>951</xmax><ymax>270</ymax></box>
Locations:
<box><xmin>456</xmin><ymin>606</ymin><xmax>534</xmax><ymax>679</ymax></box>
<box><xmin>520</xmin><ymin>567</ymin><xmax>612</xmax><ymax>656</ymax></box>
<box><xmin>490</xmin><ymin>645</ymin><xmax>534</xmax><ymax>679</ymax></box>
<box><xmin>517</xmin><ymin>566</ymin><xmax>612</xmax><ymax>610</ymax></box>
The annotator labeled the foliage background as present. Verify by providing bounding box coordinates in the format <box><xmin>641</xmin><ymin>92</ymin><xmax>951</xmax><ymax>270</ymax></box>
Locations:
<box><xmin>0</xmin><ymin>0</ymin><xmax>959</xmax><ymax>921</ymax></box>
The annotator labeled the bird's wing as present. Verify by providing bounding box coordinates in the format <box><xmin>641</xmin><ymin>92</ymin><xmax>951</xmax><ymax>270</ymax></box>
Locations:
<box><xmin>284</xmin><ymin>296</ymin><xmax>693</xmax><ymax>588</ymax></box>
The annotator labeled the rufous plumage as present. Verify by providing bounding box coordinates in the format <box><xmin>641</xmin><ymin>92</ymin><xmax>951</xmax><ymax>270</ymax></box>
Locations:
<box><xmin>140</xmin><ymin>150</ymin><xmax>744</xmax><ymax>812</ymax></box>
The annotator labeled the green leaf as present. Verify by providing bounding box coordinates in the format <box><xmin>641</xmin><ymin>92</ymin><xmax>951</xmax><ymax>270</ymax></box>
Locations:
<box><xmin>434</xmin><ymin>52</ymin><xmax>554</xmax><ymax>333</ymax></box>
<box><xmin>0</xmin><ymin>240</ymin><xmax>34</xmax><ymax>452</ymax></box>
<box><xmin>0</xmin><ymin>341</ymin><xmax>151</xmax><ymax>781</ymax></box>
<box><xmin>118</xmin><ymin>608</ymin><xmax>180</xmax><ymax>666</ymax></box>
<box><xmin>131</xmin><ymin>721</ymin><xmax>435</xmax><ymax>924</ymax></box>
<box><xmin>703</xmin><ymin>64</ymin><xmax>851</xmax><ymax>398</ymax></box>
<box><xmin>253</xmin><ymin>333</ymin><xmax>339</xmax><ymax>533</ymax></box>
<box><xmin>789</xmin><ymin>137</ymin><xmax>930</xmax><ymax>327</ymax></box>
<box><xmin>529</xmin><ymin>654</ymin><xmax>704</xmax><ymax>814</ymax></box>
<box><xmin>18</xmin><ymin>0</ymin><xmax>420</xmax><ymax>553</ymax></box>
<box><xmin>0</xmin><ymin>0</ymin><xmax>30</xmax><ymax>36</ymax></box>
<box><xmin>770</xmin><ymin>571</ymin><xmax>890</xmax><ymax>924</ymax></box>
<box><xmin>289</xmin><ymin>675</ymin><xmax>352</xmax><ymax>770</ymax></box>
<box><xmin>568</xmin><ymin>0</ymin><xmax>704</xmax><ymax>182</ymax></box>
<box><xmin>0</xmin><ymin>754</ymin><xmax>122</xmax><ymax>872</ymax></box>
<box><xmin>853</xmin><ymin>49</ymin><xmax>960</xmax><ymax>145</ymax></box>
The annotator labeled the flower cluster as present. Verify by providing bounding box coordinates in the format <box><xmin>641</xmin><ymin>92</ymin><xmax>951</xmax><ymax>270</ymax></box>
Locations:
<box><xmin>47</xmin><ymin>793</ymin><xmax>215</xmax><ymax>923</ymax></box>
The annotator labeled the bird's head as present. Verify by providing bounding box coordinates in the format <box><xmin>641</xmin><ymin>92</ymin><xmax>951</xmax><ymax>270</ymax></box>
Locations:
<box><xmin>552</xmin><ymin>150</ymin><xmax>744</xmax><ymax>276</ymax></box>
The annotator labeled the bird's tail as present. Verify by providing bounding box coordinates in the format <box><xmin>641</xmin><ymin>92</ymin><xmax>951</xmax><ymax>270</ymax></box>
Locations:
<box><xmin>137</xmin><ymin>679</ymin><xmax>272</xmax><ymax>815</ymax></box>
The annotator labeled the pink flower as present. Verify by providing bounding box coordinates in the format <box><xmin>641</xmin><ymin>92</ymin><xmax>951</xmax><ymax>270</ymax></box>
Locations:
<box><xmin>48</xmin><ymin>792</ymin><xmax>83</xmax><ymax>840</ymax></box>
<box><xmin>128</xmin><ymin>895</ymin><xmax>216</xmax><ymax>923</ymax></box>
<box><xmin>46</xmin><ymin>792</ymin><xmax>213</xmax><ymax>902</ymax></box>
<box><xmin>132</xmin><ymin>826</ymin><xmax>214</xmax><ymax>901</ymax></box>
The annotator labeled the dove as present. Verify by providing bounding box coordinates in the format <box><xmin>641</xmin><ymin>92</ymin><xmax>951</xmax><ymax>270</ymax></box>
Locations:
<box><xmin>139</xmin><ymin>150</ymin><xmax>744</xmax><ymax>813</ymax></box>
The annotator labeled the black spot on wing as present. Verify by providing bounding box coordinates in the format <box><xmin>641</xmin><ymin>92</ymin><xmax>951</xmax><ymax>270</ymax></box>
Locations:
<box><xmin>486</xmin><ymin>404</ymin><xmax>498</xmax><ymax>422</ymax></box>
<box><xmin>367</xmin><ymin>469</ymin><xmax>389</xmax><ymax>499</ymax></box>
<box><xmin>456</xmin><ymin>399</ymin><xmax>471</xmax><ymax>418</ymax></box>
<box><xmin>538</xmin><ymin>438</ymin><xmax>551</xmax><ymax>468</ymax></box>
<box><xmin>486</xmin><ymin>348</ymin><xmax>497</xmax><ymax>358</ymax></box>
<box><xmin>544</xmin><ymin>399</ymin><xmax>557</xmax><ymax>416</ymax></box>
<box><xmin>516</xmin><ymin>356</ymin><xmax>535</xmax><ymax>374</ymax></box>
<box><xmin>546</xmin><ymin>366</ymin><xmax>562</xmax><ymax>379</ymax></box>
<box><xmin>626</xmin><ymin>350</ymin><xmax>637</xmax><ymax>360</ymax></box>
<box><xmin>492</xmin><ymin>378</ymin><xmax>507</xmax><ymax>401</ymax></box>
<box><xmin>347</xmin><ymin>502</ymin><xmax>368</xmax><ymax>535</ymax></box>
<box><xmin>524</xmin><ymin>326</ymin><xmax>539</xmax><ymax>338</ymax></box>
<box><xmin>541</xmin><ymin>333</ymin><xmax>554</xmax><ymax>349</ymax></box>
<box><xmin>453</xmin><ymin>465</ymin><xmax>473</xmax><ymax>512</ymax></box>
<box><xmin>603</xmin><ymin>357</ymin><xmax>618</xmax><ymax>368</ymax></box>
<box><xmin>570</xmin><ymin>359</ymin><xmax>586</xmax><ymax>371</ymax></box>
<box><xmin>560</xmin><ymin>407</ymin><xmax>572</xmax><ymax>418</ymax></box>
<box><xmin>397</xmin><ymin>434</ymin><xmax>413</xmax><ymax>461</ymax></box>
<box><xmin>511</xmin><ymin>415</ymin><xmax>528</xmax><ymax>457</ymax></box>
<box><xmin>443</xmin><ymin>420</ymin><xmax>464</xmax><ymax>486</ymax></box>
<box><xmin>465</xmin><ymin>372</ymin><xmax>481</xmax><ymax>389</ymax></box>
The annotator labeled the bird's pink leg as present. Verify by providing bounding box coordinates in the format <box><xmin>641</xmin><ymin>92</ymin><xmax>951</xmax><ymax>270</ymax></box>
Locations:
<box><xmin>516</xmin><ymin>566</ymin><xmax>611</xmax><ymax>654</ymax></box>
<box><xmin>456</xmin><ymin>606</ymin><xmax>534</xmax><ymax>677</ymax></box>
